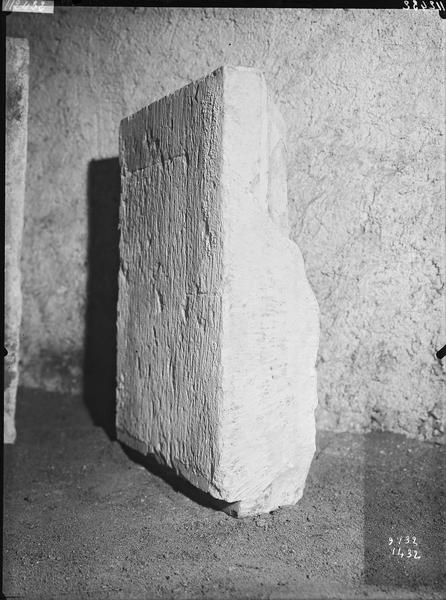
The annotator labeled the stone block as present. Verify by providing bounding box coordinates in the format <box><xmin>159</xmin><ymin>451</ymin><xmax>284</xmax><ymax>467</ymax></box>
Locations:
<box><xmin>117</xmin><ymin>66</ymin><xmax>319</xmax><ymax>516</ymax></box>
<box><xmin>5</xmin><ymin>38</ymin><xmax>29</xmax><ymax>444</ymax></box>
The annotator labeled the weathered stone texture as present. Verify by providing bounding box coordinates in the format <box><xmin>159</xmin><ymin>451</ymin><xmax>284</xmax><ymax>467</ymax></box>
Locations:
<box><xmin>117</xmin><ymin>66</ymin><xmax>319</xmax><ymax>515</ymax></box>
<box><xmin>7</xmin><ymin>9</ymin><xmax>446</xmax><ymax>439</ymax></box>
<box><xmin>5</xmin><ymin>38</ymin><xmax>29</xmax><ymax>443</ymax></box>
<box><xmin>217</xmin><ymin>68</ymin><xmax>319</xmax><ymax>514</ymax></box>
<box><xmin>117</xmin><ymin>69</ymin><xmax>225</xmax><ymax>489</ymax></box>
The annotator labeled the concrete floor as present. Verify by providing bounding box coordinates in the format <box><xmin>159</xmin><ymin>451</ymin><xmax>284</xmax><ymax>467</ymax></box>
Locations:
<box><xmin>3</xmin><ymin>389</ymin><xmax>445</xmax><ymax>600</ymax></box>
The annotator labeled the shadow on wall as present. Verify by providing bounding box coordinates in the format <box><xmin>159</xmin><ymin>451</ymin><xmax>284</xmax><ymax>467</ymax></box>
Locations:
<box><xmin>84</xmin><ymin>158</ymin><xmax>120</xmax><ymax>440</ymax></box>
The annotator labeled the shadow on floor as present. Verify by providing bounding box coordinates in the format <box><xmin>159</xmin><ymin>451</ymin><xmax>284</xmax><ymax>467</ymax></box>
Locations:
<box><xmin>121</xmin><ymin>443</ymin><xmax>238</xmax><ymax>515</ymax></box>
<box><xmin>84</xmin><ymin>157</ymin><xmax>120</xmax><ymax>440</ymax></box>
<box><xmin>363</xmin><ymin>431</ymin><xmax>446</xmax><ymax>590</ymax></box>
<box><xmin>6</xmin><ymin>391</ymin><xmax>446</xmax><ymax>599</ymax></box>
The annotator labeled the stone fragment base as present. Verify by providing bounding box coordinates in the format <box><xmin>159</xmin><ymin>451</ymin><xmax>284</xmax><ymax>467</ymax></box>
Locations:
<box><xmin>222</xmin><ymin>455</ymin><xmax>313</xmax><ymax>518</ymax></box>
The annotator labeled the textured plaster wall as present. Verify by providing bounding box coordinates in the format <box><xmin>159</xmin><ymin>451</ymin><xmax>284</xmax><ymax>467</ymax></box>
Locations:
<box><xmin>6</xmin><ymin>8</ymin><xmax>446</xmax><ymax>439</ymax></box>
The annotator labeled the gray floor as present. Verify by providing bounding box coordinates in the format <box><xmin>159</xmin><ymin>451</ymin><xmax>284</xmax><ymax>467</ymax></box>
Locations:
<box><xmin>3</xmin><ymin>389</ymin><xmax>445</xmax><ymax>599</ymax></box>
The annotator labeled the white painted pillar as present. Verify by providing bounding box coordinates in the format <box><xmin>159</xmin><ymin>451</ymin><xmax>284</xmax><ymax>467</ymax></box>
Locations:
<box><xmin>4</xmin><ymin>38</ymin><xmax>29</xmax><ymax>444</ymax></box>
<box><xmin>117</xmin><ymin>66</ymin><xmax>319</xmax><ymax>516</ymax></box>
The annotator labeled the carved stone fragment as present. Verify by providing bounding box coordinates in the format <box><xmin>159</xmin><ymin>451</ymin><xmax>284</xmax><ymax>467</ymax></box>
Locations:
<box><xmin>5</xmin><ymin>38</ymin><xmax>29</xmax><ymax>444</ymax></box>
<box><xmin>117</xmin><ymin>66</ymin><xmax>319</xmax><ymax>516</ymax></box>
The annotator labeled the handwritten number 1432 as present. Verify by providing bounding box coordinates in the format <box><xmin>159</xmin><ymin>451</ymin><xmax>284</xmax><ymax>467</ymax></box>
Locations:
<box><xmin>388</xmin><ymin>537</ymin><xmax>421</xmax><ymax>559</ymax></box>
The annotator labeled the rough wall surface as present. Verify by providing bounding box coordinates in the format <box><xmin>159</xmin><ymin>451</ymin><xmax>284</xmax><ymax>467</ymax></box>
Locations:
<box><xmin>4</xmin><ymin>38</ymin><xmax>29</xmax><ymax>443</ymax></box>
<box><xmin>6</xmin><ymin>8</ymin><xmax>446</xmax><ymax>438</ymax></box>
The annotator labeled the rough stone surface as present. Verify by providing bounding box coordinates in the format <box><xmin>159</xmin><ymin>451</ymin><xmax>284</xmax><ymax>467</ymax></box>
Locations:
<box><xmin>5</xmin><ymin>37</ymin><xmax>29</xmax><ymax>444</ymax></box>
<box><xmin>6</xmin><ymin>9</ymin><xmax>446</xmax><ymax>439</ymax></box>
<box><xmin>117</xmin><ymin>66</ymin><xmax>319</xmax><ymax>515</ymax></box>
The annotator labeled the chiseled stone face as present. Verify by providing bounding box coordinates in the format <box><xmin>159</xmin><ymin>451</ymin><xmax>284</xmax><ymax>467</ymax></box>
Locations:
<box><xmin>5</xmin><ymin>38</ymin><xmax>29</xmax><ymax>444</ymax></box>
<box><xmin>117</xmin><ymin>66</ymin><xmax>319</xmax><ymax>516</ymax></box>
